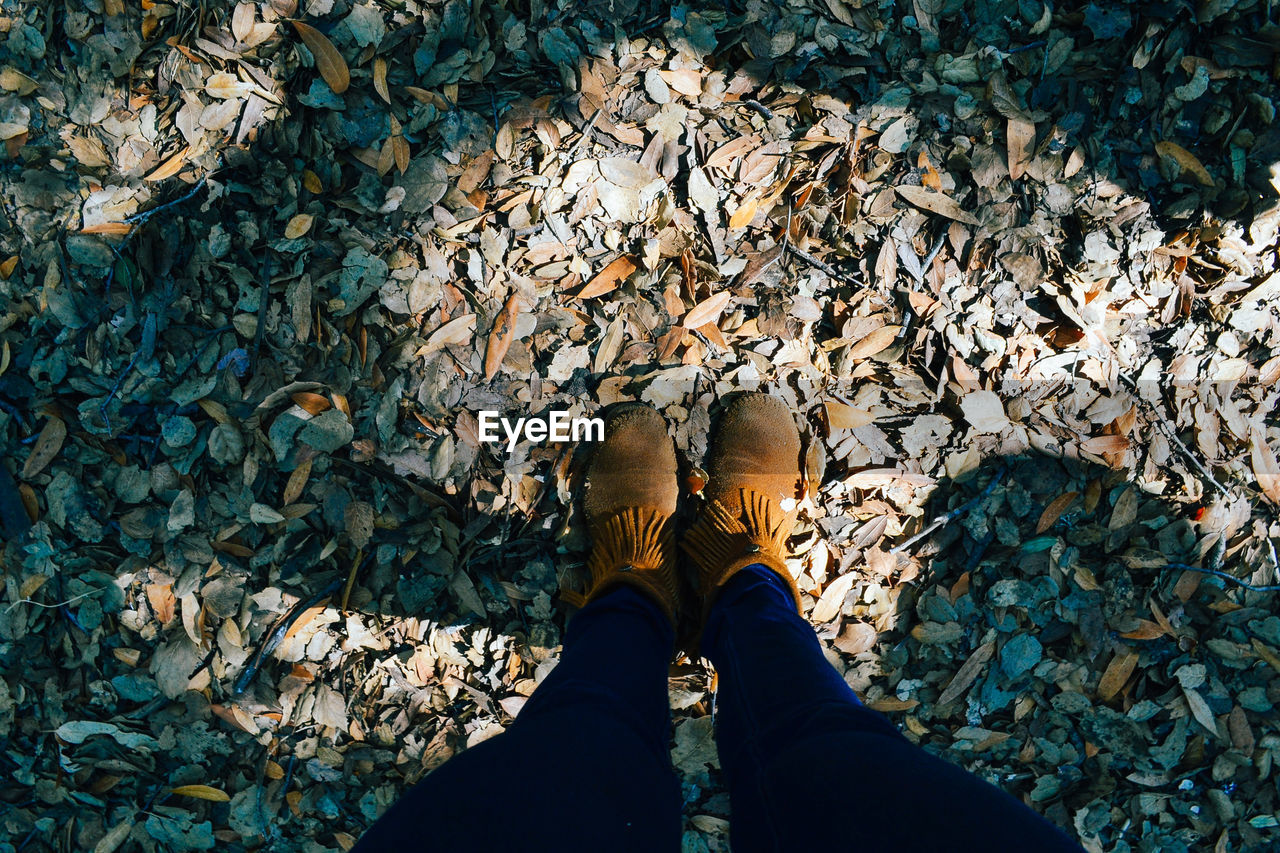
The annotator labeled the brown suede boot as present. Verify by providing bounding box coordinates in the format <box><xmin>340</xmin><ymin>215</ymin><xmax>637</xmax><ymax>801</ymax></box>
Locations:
<box><xmin>564</xmin><ymin>403</ymin><xmax>681</xmax><ymax>624</ymax></box>
<box><xmin>682</xmin><ymin>393</ymin><xmax>805</xmax><ymax>617</ymax></box>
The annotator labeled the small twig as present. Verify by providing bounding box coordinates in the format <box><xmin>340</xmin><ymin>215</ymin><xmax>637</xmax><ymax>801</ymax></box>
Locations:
<box><xmin>785</xmin><ymin>244</ymin><xmax>863</xmax><ymax>288</ymax></box>
<box><xmin>1116</xmin><ymin>373</ymin><xmax>1229</xmax><ymax>496</ymax></box>
<box><xmin>891</xmin><ymin>464</ymin><xmax>1009</xmax><ymax>554</ymax></box>
<box><xmin>5</xmin><ymin>586</ymin><xmax>104</xmax><ymax>613</ymax></box>
<box><xmin>1163</xmin><ymin>563</ymin><xmax>1280</xmax><ymax>593</ymax></box>
<box><xmin>234</xmin><ymin>579</ymin><xmax>343</xmax><ymax>695</ymax></box>
<box><xmin>122</xmin><ymin>172</ymin><xmax>212</xmax><ymax>227</ymax></box>
<box><xmin>567</xmin><ymin>106</ymin><xmax>602</xmax><ymax>159</ymax></box>
<box><xmin>340</xmin><ymin>549</ymin><xmax>363</xmax><ymax>612</ymax></box>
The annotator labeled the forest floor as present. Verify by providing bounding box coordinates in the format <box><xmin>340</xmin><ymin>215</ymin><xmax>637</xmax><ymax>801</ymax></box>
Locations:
<box><xmin>3</xmin><ymin>0</ymin><xmax>1280</xmax><ymax>850</ymax></box>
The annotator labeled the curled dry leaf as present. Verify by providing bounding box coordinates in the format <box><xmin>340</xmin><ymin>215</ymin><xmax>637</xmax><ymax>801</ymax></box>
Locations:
<box><xmin>291</xmin><ymin>391</ymin><xmax>331</xmax><ymax>415</ymax></box>
<box><xmin>1154</xmin><ymin>140</ymin><xmax>1214</xmax><ymax>187</ymax></box>
<box><xmin>21</xmin><ymin>416</ymin><xmax>66</xmax><ymax>479</ymax></box>
<box><xmin>893</xmin><ymin>184</ymin><xmax>980</xmax><ymax>226</ymax></box>
<box><xmin>484</xmin><ymin>294</ymin><xmax>520</xmax><ymax>381</ymax></box>
<box><xmin>171</xmin><ymin>784</ymin><xmax>232</xmax><ymax>802</ymax></box>
<box><xmin>144</xmin><ymin>146</ymin><xmax>191</xmax><ymax>182</ymax></box>
<box><xmin>292</xmin><ymin>21</ymin><xmax>350</xmax><ymax>95</ymax></box>
<box><xmin>577</xmin><ymin>255</ymin><xmax>636</xmax><ymax>299</ymax></box>
<box><xmin>416</xmin><ymin>314</ymin><xmax>476</xmax><ymax>356</ymax></box>
<box><xmin>844</xmin><ymin>325</ymin><xmax>899</xmax><ymax>361</ymax></box>
<box><xmin>1035</xmin><ymin>491</ymin><xmax>1078</xmax><ymax>534</ymax></box>
<box><xmin>682</xmin><ymin>290</ymin><xmax>732</xmax><ymax>329</ymax></box>
<box><xmin>938</xmin><ymin>641</ymin><xmax>995</xmax><ymax>705</ymax></box>
<box><xmin>1097</xmin><ymin>647</ymin><xmax>1138</xmax><ymax>702</ymax></box>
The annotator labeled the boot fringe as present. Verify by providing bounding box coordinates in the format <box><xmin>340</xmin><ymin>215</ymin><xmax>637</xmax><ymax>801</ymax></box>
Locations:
<box><xmin>566</xmin><ymin>506</ymin><xmax>679</xmax><ymax>622</ymax></box>
<box><xmin>682</xmin><ymin>488</ymin><xmax>800</xmax><ymax>610</ymax></box>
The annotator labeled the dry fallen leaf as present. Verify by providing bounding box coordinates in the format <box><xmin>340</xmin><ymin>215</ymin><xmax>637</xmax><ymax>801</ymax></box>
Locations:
<box><xmin>959</xmin><ymin>390</ymin><xmax>1008</xmax><ymax>434</ymax></box>
<box><xmin>938</xmin><ymin>641</ymin><xmax>995</xmax><ymax>705</ymax></box>
<box><xmin>284</xmin><ymin>213</ymin><xmax>314</xmax><ymax>239</ymax></box>
<box><xmin>144</xmin><ymin>146</ymin><xmax>191</xmax><ymax>182</ymax></box>
<box><xmin>826</xmin><ymin>401</ymin><xmax>876</xmax><ymax>429</ymax></box>
<box><xmin>577</xmin><ymin>256</ymin><xmax>636</xmax><ymax>299</ymax></box>
<box><xmin>682</xmin><ymin>290</ymin><xmax>731</xmax><ymax>329</ymax></box>
<box><xmin>1097</xmin><ymin>648</ymin><xmax>1138</xmax><ymax>702</ymax></box>
<box><xmin>1249</xmin><ymin>428</ymin><xmax>1280</xmax><ymax>504</ymax></box>
<box><xmin>291</xmin><ymin>391</ymin><xmax>331</xmax><ymax>415</ymax></box>
<box><xmin>21</xmin><ymin>416</ymin><xmax>66</xmax><ymax>479</ymax></box>
<box><xmin>484</xmin><ymin>295</ymin><xmax>520</xmax><ymax>381</ymax></box>
<box><xmin>1036</xmin><ymin>491</ymin><xmax>1078</xmax><ymax>534</ymax></box>
<box><xmin>1154</xmin><ymin>140</ymin><xmax>1214</xmax><ymax>187</ymax></box>
<box><xmin>844</xmin><ymin>325</ymin><xmax>899</xmax><ymax>361</ymax></box>
<box><xmin>416</xmin><ymin>314</ymin><xmax>476</xmax><ymax>356</ymax></box>
<box><xmin>1007</xmin><ymin>118</ymin><xmax>1035</xmax><ymax>181</ymax></box>
<box><xmin>292</xmin><ymin>21</ymin><xmax>350</xmax><ymax>95</ymax></box>
<box><xmin>171</xmin><ymin>784</ymin><xmax>231</xmax><ymax>802</ymax></box>
<box><xmin>894</xmin><ymin>184</ymin><xmax>981</xmax><ymax>226</ymax></box>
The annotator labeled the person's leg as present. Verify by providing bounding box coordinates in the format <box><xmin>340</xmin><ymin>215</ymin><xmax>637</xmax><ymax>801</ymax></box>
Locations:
<box><xmin>704</xmin><ymin>564</ymin><xmax>1082</xmax><ymax>853</ymax></box>
<box><xmin>353</xmin><ymin>585</ymin><xmax>681</xmax><ymax>853</ymax></box>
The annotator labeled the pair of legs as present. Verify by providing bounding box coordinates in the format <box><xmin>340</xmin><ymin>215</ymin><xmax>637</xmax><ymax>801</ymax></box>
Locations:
<box><xmin>354</xmin><ymin>566</ymin><xmax>1081</xmax><ymax>851</ymax></box>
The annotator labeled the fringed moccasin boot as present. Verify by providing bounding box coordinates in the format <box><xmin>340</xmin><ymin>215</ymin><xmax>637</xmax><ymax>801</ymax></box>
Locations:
<box><xmin>563</xmin><ymin>403</ymin><xmax>681</xmax><ymax>625</ymax></box>
<box><xmin>682</xmin><ymin>393</ymin><xmax>805</xmax><ymax>623</ymax></box>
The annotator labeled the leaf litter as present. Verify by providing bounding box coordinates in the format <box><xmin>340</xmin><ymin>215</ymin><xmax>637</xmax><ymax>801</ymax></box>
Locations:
<box><xmin>1</xmin><ymin>0</ymin><xmax>1280</xmax><ymax>850</ymax></box>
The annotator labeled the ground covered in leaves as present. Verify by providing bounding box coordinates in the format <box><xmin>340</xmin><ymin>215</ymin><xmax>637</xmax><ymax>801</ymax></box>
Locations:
<box><xmin>2</xmin><ymin>0</ymin><xmax>1280</xmax><ymax>850</ymax></box>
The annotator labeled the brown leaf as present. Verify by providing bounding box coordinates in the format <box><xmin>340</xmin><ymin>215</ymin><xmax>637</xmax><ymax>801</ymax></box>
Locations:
<box><xmin>345</xmin><ymin>501</ymin><xmax>374</xmax><ymax>549</ymax></box>
<box><xmin>1097</xmin><ymin>647</ymin><xmax>1138</xmax><ymax>702</ymax></box>
<box><xmin>825</xmin><ymin>401</ymin><xmax>875</xmax><ymax>429</ymax></box>
<box><xmin>728</xmin><ymin>195</ymin><xmax>758</xmax><ymax>230</ymax></box>
<box><xmin>458</xmin><ymin>150</ymin><xmax>495</xmax><ymax>194</ymax></box>
<box><xmin>1120</xmin><ymin>620</ymin><xmax>1166</xmax><ymax>640</ymax></box>
<box><xmin>1007</xmin><ymin>118</ymin><xmax>1035</xmax><ymax>181</ymax></box>
<box><xmin>938</xmin><ymin>641</ymin><xmax>995</xmax><ymax>705</ymax></box>
<box><xmin>1081</xmin><ymin>434</ymin><xmax>1130</xmax><ymax>455</ymax></box>
<box><xmin>80</xmin><ymin>222</ymin><xmax>133</xmax><ymax>236</ymax></box>
<box><xmin>1183</xmin><ymin>687</ymin><xmax>1219</xmax><ymax>735</ymax></box>
<box><xmin>577</xmin><ymin>255</ymin><xmax>636</xmax><ymax>299</ymax></box>
<box><xmin>844</xmin><ymin>325</ymin><xmax>899</xmax><ymax>360</ymax></box>
<box><xmin>144</xmin><ymin>146</ymin><xmax>191</xmax><ymax>182</ymax></box>
<box><xmin>393</xmin><ymin>135</ymin><xmax>410</xmax><ymax>174</ymax></box>
<box><xmin>484</xmin><ymin>295</ymin><xmax>520</xmax><ymax>381</ymax></box>
<box><xmin>1154</xmin><ymin>140</ymin><xmax>1214</xmax><ymax>187</ymax></box>
<box><xmin>284</xmin><ymin>213</ymin><xmax>313</xmax><ymax>239</ymax></box>
<box><xmin>291</xmin><ymin>391</ymin><xmax>331</xmax><ymax>415</ymax></box>
<box><xmin>833</xmin><ymin>622</ymin><xmax>877</xmax><ymax>655</ymax></box>
<box><xmin>373</xmin><ymin>56</ymin><xmax>390</xmax><ymax>103</ymax></box>
<box><xmin>1035</xmin><ymin>491</ymin><xmax>1078</xmax><ymax>534</ymax></box>
<box><xmin>292</xmin><ymin>21</ymin><xmax>350</xmax><ymax>94</ymax></box>
<box><xmin>171</xmin><ymin>784</ymin><xmax>231</xmax><ymax>802</ymax></box>
<box><xmin>282</xmin><ymin>456</ymin><xmax>312</xmax><ymax>505</ymax></box>
<box><xmin>231</xmin><ymin>2</ymin><xmax>255</xmax><ymax>42</ymax></box>
<box><xmin>415</xmin><ymin>314</ymin><xmax>476</xmax><ymax>356</ymax></box>
<box><xmin>867</xmin><ymin>697</ymin><xmax>919</xmax><ymax>712</ymax></box>
<box><xmin>21</xmin><ymin>416</ymin><xmax>66</xmax><ymax>479</ymax></box>
<box><xmin>146</xmin><ymin>583</ymin><xmax>176</xmax><ymax>625</ymax></box>
<box><xmin>893</xmin><ymin>184</ymin><xmax>980</xmax><ymax>226</ymax></box>
<box><xmin>682</xmin><ymin>290</ymin><xmax>732</xmax><ymax>329</ymax></box>
<box><xmin>1249</xmin><ymin>428</ymin><xmax>1280</xmax><ymax>504</ymax></box>
<box><xmin>1108</xmin><ymin>485</ymin><xmax>1138</xmax><ymax>530</ymax></box>
<box><xmin>1252</xmin><ymin>638</ymin><xmax>1280</xmax><ymax>675</ymax></box>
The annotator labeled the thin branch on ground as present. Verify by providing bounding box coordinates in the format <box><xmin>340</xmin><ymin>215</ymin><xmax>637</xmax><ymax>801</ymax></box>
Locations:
<box><xmin>891</xmin><ymin>464</ymin><xmax>1009</xmax><ymax>554</ymax></box>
